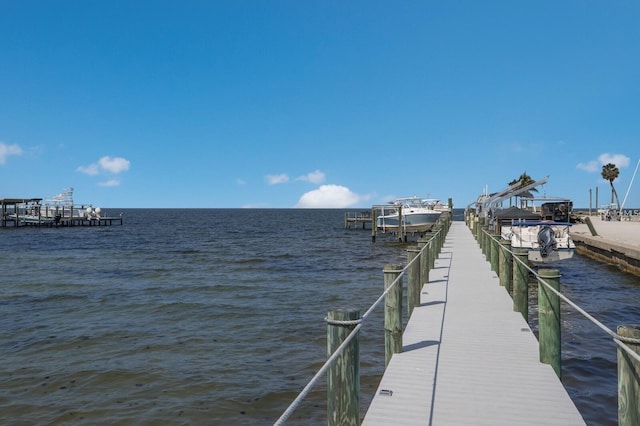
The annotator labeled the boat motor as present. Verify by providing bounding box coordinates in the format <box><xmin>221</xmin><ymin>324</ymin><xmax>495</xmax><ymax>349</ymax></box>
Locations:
<box><xmin>537</xmin><ymin>225</ymin><xmax>556</xmax><ymax>258</ymax></box>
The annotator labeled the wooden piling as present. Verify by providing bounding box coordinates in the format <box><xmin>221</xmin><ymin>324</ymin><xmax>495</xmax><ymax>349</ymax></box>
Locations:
<box><xmin>429</xmin><ymin>233</ymin><xmax>437</xmax><ymax>269</ymax></box>
<box><xmin>421</xmin><ymin>240</ymin><xmax>430</xmax><ymax>289</ymax></box>
<box><xmin>421</xmin><ymin>233</ymin><xmax>434</xmax><ymax>270</ymax></box>
<box><xmin>538</xmin><ymin>268</ymin><xmax>561</xmax><ymax>378</ymax></box>
<box><xmin>383</xmin><ymin>264</ymin><xmax>403</xmax><ymax>367</ymax></box>
<box><xmin>489</xmin><ymin>233</ymin><xmax>499</xmax><ymax>272</ymax></box>
<box><xmin>498</xmin><ymin>239</ymin><xmax>512</xmax><ymax>292</ymax></box>
<box><xmin>617</xmin><ymin>324</ymin><xmax>640</xmax><ymax>426</ymax></box>
<box><xmin>480</xmin><ymin>226</ymin><xmax>488</xmax><ymax>257</ymax></box>
<box><xmin>482</xmin><ymin>228</ymin><xmax>489</xmax><ymax>262</ymax></box>
<box><xmin>407</xmin><ymin>248</ymin><xmax>421</xmax><ymax>315</ymax></box>
<box><xmin>584</xmin><ymin>216</ymin><xmax>598</xmax><ymax>236</ymax></box>
<box><xmin>371</xmin><ymin>208</ymin><xmax>377</xmax><ymax>242</ymax></box>
<box><xmin>398</xmin><ymin>206</ymin><xmax>404</xmax><ymax>242</ymax></box>
<box><xmin>512</xmin><ymin>249</ymin><xmax>529</xmax><ymax>321</ymax></box>
<box><xmin>473</xmin><ymin>216</ymin><xmax>478</xmax><ymax>236</ymax></box>
<box><xmin>327</xmin><ymin>308</ymin><xmax>360</xmax><ymax>426</ymax></box>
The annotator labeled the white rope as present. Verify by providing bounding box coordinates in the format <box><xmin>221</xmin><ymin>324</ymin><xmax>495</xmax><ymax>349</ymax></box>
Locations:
<box><xmin>273</xmin><ymin>228</ymin><xmax>440</xmax><ymax>425</ymax></box>
<box><xmin>325</xmin><ymin>318</ymin><xmax>363</xmax><ymax>326</ymax></box>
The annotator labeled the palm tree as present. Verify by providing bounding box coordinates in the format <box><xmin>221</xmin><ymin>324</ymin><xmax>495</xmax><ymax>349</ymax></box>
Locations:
<box><xmin>601</xmin><ymin>163</ymin><xmax>621</xmax><ymax>209</ymax></box>
<box><xmin>508</xmin><ymin>172</ymin><xmax>538</xmax><ymax>208</ymax></box>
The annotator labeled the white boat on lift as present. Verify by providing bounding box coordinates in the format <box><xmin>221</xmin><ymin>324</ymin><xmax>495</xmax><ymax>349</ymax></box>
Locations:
<box><xmin>497</xmin><ymin>198</ymin><xmax>576</xmax><ymax>262</ymax></box>
<box><xmin>376</xmin><ymin>196</ymin><xmax>443</xmax><ymax>233</ymax></box>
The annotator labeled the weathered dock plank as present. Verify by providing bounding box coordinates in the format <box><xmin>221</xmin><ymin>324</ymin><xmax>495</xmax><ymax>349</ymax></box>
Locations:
<box><xmin>363</xmin><ymin>221</ymin><xmax>585</xmax><ymax>425</ymax></box>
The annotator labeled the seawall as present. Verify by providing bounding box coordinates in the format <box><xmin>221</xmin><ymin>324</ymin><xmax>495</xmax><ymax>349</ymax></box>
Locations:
<box><xmin>570</xmin><ymin>219</ymin><xmax>640</xmax><ymax>276</ymax></box>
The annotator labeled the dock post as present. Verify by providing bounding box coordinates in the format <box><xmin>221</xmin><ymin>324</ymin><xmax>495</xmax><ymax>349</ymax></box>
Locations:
<box><xmin>407</xmin><ymin>248</ymin><xmax>421</xmax><ymax>316</ymax></box>
<box><xmin>499</xmin><ymin>239</ymin><xmax>512</xmax><ymax>293</ymax></box>
<box><xmin>538</xmin><ymin>268</ymin><xmax>561</xmax><ymax>378</ymax></box>
<box><xmin>472</xmin><ymin>215</ymin><xmax>477</xmax><ymax>238</ymax></box>
<box><xmin>584</xmin><ymin>216</ymin><xmax>598</xmax><ymax>236</ymax></box>
<box><xmin>371</xmin><ymin>208</ymin><xmax>377</xmax><ymax>242</ymax></box>
<box><xmin>485</xmin><ymin>229</ymin><xmax>492</xmax><ymax>261</ymax></box>
<box><xmin>326</xmin><ymin>308</ymin><xmax>360</xmax><ymax>426</ymax></box>
<box><xmin>482</xmin><ymin>228</ymin><xmax>490</xmax><ymax>262</ymax></box>
<box><xmin>398</xmin><ymin>206</ymin><xmax>404</xmax><ymax>242</ymax></box>
<box><xmin>480</xmin><ymin>226</ymin><xmax>488</xmax><ymax>257</ymax></box>
<box><xmin>482</xmin><ymin>228</ymin><xmax>489</xmax><ymax>261</ymax></box>
<box><xmin>423</xmin><ymin>242</ymin><xmax>431</xmax><ymax>286</ymax></box>
<box><xmin>512</xmin><ymin>249</ymin><xmax>529</xmax><ymax>321</ymax></box>
<box><xmin>417</xmin><ymin>237</ymin><xmax>430</xmax><ymax>287</ymax></box>
<box><xmin>383</xmin><ymin>264</ymin><xmax>403</xmax><ymax>367</ymax></box>
<box><xmin>432</xmin><ymin>226</ymin><xmax>441</xmax><ymax>257</ymax></box>
<box><xmin>427</xmin><ymin>233</ymin><xmax>436</xmax><ymax>269</ymax></box>
<box><xmin>489</xmin><ymin>233</ymin><xmax>499</xmax><ymax>272</ymax></box>
<box><xmin>617</xmin><ymin>324</ymin><xmax>640</xmax><ymax>425</ymax></box>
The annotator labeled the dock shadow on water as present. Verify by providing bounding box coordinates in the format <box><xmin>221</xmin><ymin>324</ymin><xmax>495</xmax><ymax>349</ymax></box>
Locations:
<box><xmin>0</xmin><ymin>209</ymin><xmax>636</xmax><ymax>425</ymax></box>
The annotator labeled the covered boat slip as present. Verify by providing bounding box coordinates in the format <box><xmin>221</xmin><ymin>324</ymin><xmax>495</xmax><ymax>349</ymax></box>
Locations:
<box><xmin>363</xmin><ymin>222</ymin><xmax>585</xmax><ymax>425</ymax></box>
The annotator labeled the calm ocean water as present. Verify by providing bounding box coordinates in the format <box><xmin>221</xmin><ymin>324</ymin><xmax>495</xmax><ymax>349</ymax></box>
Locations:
<box><xmin>1</xmin><ymin>209</ymin><xmax>638</xmax><ymax>425</ymax></box>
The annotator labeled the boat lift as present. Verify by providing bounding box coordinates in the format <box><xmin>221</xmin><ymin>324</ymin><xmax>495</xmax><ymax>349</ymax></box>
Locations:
<box><xmin>485</xmin><ymin>176</ymin><xmax>550</xmax><ymax>230</ymax></box>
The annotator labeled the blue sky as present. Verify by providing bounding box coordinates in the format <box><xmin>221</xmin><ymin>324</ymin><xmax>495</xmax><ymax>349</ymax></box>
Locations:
<box><xmin>1</xmin><ymin>1</ymin><xmax>638</xmax><ymax>209</ymax></box>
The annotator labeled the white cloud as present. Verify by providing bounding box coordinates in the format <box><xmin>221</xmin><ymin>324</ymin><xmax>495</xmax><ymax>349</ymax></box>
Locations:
<box><xmin>0</xmin><ymin>142</ymin><xmax>23</xmax><ymax>164</ymax></box>
<box><xmin>576</xmin><ymin>160</ymin><xmax>599</xmax><ymax>173</ymax></box>
<box><xmin>77</xmin><ymin>164</ymin><xmax>101</xmax><ymax>175</ymax></box>
<box><xmin>266</xmin><ymin>173</ymin><xmax>289</xmax><ymax>185</ymax></box>
<box><xmin>295</xmin><ymin>184</ymin><xmax>368</xmax><ymax>208</ymax></box>
<box><xmin>577</xmin><ymin>153</ymin><xmax>631</xmax><ymax>173</ymax></box>
<box><xmin>598</xmin><ymin>153</ymin><xmax>630</xmax><ymax>169</ymax></box>
<box><xmin>98</xmin><ymin>179</ymin><xmax>120</xmax><ymax>187</ymax></box>
<box><xmin>99</xmin><ymin>156</ymin><xmax>130</xmax><ymax>173</ymax></box>
<box><xmin>296</xmin><ymin>170</ymin><xmax>326</xmax><ymax>184</ymax></box>
<box><xmin>236</xmin><ymin>178</ymin><xmax>246</xmax><ymax>185</ymax></box>
<box><xmin>78</xmin><ymin>156</ymin><xmax>131</xmax><ymax>176</ymax></box>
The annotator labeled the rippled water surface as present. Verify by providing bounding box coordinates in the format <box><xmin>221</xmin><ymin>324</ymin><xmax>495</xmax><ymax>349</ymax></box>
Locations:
<box><xmin>1</xmin><ymin>209</ymin><xmax>638</xmax><ymax>425</ymax></box>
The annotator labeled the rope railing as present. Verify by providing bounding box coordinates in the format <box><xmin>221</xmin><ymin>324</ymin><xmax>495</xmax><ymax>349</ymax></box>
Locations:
<box><xmin>482</xmin><ymin>228</ymin><xmax>640</xmax><ymax>363</ymax></box>
<box><xmin>273</xmin><ymin>226</ymin><xmax>443</xmax><ymax>425</ymax></box>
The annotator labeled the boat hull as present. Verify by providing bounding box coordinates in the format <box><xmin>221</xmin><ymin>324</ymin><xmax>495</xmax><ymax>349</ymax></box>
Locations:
<box><xmin>527</xmin><ymin>248</ymin><xmax>574</xmax><ymax>263</ymax></box>
<box><xmin>377</xmin><ymin>211</ymin><xmax>442</xmax><ymax>232</ymax></box>
<box><xmin>501</xmin><ymin>222</ymin><xmax>575</xmax><ymax>262</ymax></box>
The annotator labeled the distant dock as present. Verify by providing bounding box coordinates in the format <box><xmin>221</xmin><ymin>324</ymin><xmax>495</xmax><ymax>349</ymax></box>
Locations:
<box><xmin>344</xmin><ymin>211</ymin><xmax>373</xmax><ymax>230</ymax></box>
<box><xmin>0</xmin><ymin>192</ymin><xmax>123</xmax><ymax>228</ymax></box>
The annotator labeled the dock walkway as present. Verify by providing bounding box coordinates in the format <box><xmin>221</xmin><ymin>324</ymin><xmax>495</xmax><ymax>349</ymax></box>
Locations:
<box><xmin>363</xmin><ymin>221</ymin><xmax>585</xmax><ymax>425</ymax></box>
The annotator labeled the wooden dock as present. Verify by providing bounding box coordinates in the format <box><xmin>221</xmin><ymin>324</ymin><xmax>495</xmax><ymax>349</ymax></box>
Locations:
<box><xmin>362</xmin><ymin>221</ymin><xmax>585</xmax><ymax>425</ymax></box>
<box><xmin>344</xmin><ymin>211</ymin><xmax>373</xmax><ymax>230</ymax></box>
<box><xmin>1</xmin><ymin>195</ymin><xmax>123</xmax><ymax>228</ymax></box>
<box><xmin>1</xmin><ymin>215</ymin><xmax>123</xmax><ymax>227</ymax></box>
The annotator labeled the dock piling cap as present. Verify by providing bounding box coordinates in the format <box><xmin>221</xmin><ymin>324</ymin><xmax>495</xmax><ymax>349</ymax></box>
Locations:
<box><xmin>618</xmin><ymin>324</ymin><xmax>640</xmax><ymax>336</ymax></box>
<box><xmin>383</xmin><ymin>264</ymin><xmax>403</xmax><ymax>272</ymax></box>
